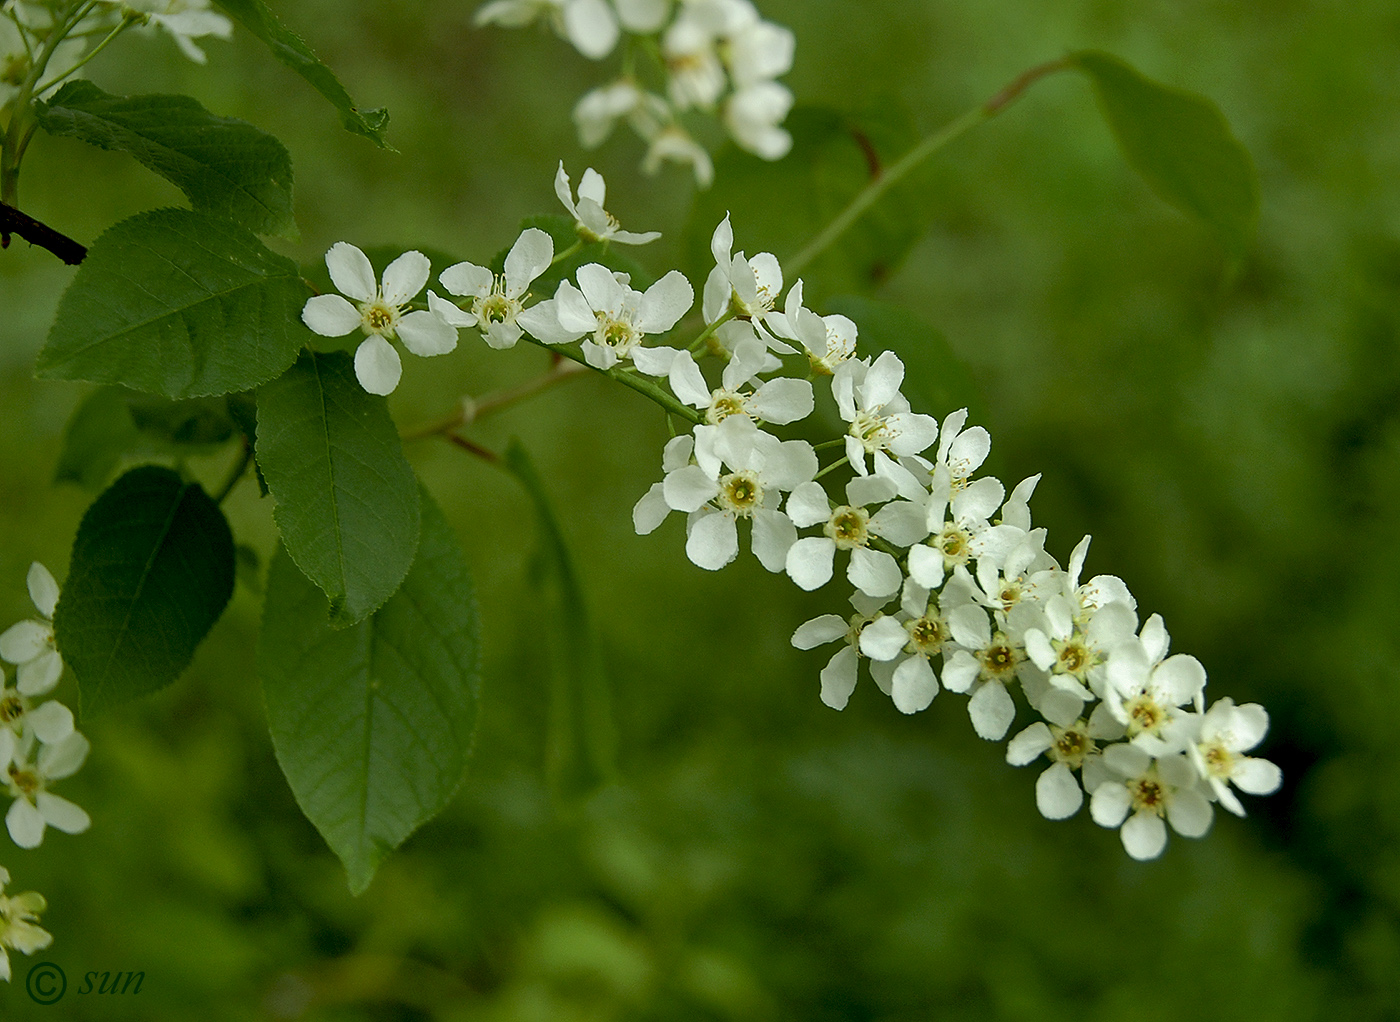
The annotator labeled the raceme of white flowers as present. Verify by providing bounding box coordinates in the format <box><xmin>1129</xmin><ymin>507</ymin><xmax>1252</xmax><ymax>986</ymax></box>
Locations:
<box><xmin>474</xmin><ymin>0</ymin><xmax>795</xmax><ymax>186</ymax></box>
<box><xmin>0</xmin><ymin>562</ymin><xmax>86</xmax><ymax>982</ymax></box>
<box><xmin>1</xmin><ymin>0</ymin><xmax>230</xmax><ymax>102</ymax></box>
<box><xmin>304</xmin><ymin>164</ymin><xmax>1283</xmax><ymax>861</ymax></box>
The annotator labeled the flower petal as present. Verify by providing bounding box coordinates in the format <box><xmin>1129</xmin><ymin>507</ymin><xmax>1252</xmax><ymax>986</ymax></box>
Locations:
<box><xmin>786</xmin><ymin>536</ymin><xmax>835</xmax><ymax>591</ymax></box>
<box><xmin>1120</xmin><ymin>811</ymin><xmax>1168</xmax><ymax>860</ymax></box>
<box><xmin>632</xmin><ymin>483</ymin><xmax>671</xmax><ymax>536</ymax></box>
<box><xmin>859</xmin><ymin>616</ymin><xmax>908</xmax><ymax>661</ymax></box>
<box><xmin>397</xmin><ymin>309</ymin><xmax>458</xmax><ymax>357</ymax></box>
<box><xmin>1036</xmin><ymin>762</ymin><xmax>1084</xmax><ymax>819</ymax></box>
<box><xmin>301</xmin><ymin>294</ymin><xmax>362</xmax><ymax>337</ymax></box>
<box><xmin>685</xmin><ymin>510</ymin><xmax>738</xmax><ymax>570</ymax></box>
<box><xmin>847</xmin><ymin>547</ymin><xmax>901</xmax><ymax>599</ymax></box>
<box><xmin>891</xmin><ymin>656</ymin><xmax>938</xmax><ymax>714</ymax></box>
<box><xmin>326</xmin><ymin>242</ymin><xmax>376</xmax><ymax>302</ymax></box>
<box><xmin>792</xmin><ymin>614</ymin><xmax>848</xmax><ymax>650</ymax></box>
<box><xmin>26</xmin><ymin>564</ymin><xmax>59</xmax><ymax>620</ymax></box>
<box><xmin>504</xmin><ymin>228</ymin><xmax>554</xmax><ymax>296</ymax></box>
<box><xmin>639</xmin><ymin>270</ymin><xmax>694</xmax><ymax>333</ymax></box>
<box><xmin>750</xmin><ymin>508</ymin><xmax>797</xmax><ymax>573</ymax></box>
<box><xmin>820</xmin><ymin>645</ymin><xmax>859</xmax><ymax>710</ymax></box>
<box><xmin>17</xmin><ymin>651</ymin><xmax>62</xmax><ymax>697</ymax></box>
<box><xmin>439</xmin><ymin>261</ymin><xmax>495</xmax><ymax>299</ymax></box>
<box><xmin>6</xmin><ymin>799</ymin><xmax>45</xmax><ymax>849</ymax></box>
<box><xmin>968</xmin><ymin>679</ymin><xmax>1015</xmax><ymax>740</ymax></box>
<box><xmin>353</xmin><ymin>337</ymin><xmax>402</xmax><ymax>396</ymax></box>
<box><xmin>380</xmin><ymin>250</ymin><xmax>431</xmax><ymax>306</ymax></box>
<box><xmin>36</xmin><ymin>792</ymin><xmax>89</xmax><ymax>834</ymax></box>
<box><xmin>1007</xmin><ymin>722</ymin><xmax>1054</xmax><ymax>766</ymax></box>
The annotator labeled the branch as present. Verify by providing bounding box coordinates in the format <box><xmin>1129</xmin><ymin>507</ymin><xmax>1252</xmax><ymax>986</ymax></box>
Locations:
<box><xmin>0</xmin><ymin>202</ymin><xmax>86</xmax><ymax>265</ymax></box>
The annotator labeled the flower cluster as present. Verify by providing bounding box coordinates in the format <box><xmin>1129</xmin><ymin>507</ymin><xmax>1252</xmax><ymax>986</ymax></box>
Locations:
<box><xmin>1</xmin><ymin>0</ymin><xmax>230</xmax><ymax>104</ymax></box>
<box><xmin>316</xmin><ymin>165</ymin><xmax>1283</xmax><ymax>861</ymax></box>
<box><xmin>0</xmin><ymin>563</ymin><xmax>83</xmax><ymax>982</ymax></box>
<box><xmin>475</xmin><ymin>0</ymin><xmax>795</xmax><ymax>186</ymax></box>
<box><xmin>0</xmin><ymin>563</ymin><xmax>89</xmax><ymax>851</ymax></box>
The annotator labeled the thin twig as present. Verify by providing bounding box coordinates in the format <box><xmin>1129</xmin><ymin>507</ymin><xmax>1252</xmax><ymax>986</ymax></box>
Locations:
<box><xmin>0</xmin><ymin>201</ymin><xmax>85</xmax><ymax>264</ymax></box>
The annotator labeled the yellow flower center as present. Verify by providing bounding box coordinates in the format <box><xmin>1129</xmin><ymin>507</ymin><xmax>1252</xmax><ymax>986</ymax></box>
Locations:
<box><xmin>825</xmin><ymin>506</ymin><xmax>870</xmax><ymax>550</ymax></box>
<box><xmin>1125</xmin><ymin>695</ymin><xmax>1166</xmax><ymax>737</ymax></box>
<box><xmin>0</xmin><ymin>696</ymin><xmax>23</xmax><ymax>725</ymax></box>
<box><xmin>359</xmin><ymin>300</ymin><xmax>398</xmax><ymax>337</ymax></box>
<box><xmin>906</xmin><ymin>614</ymin><xmax>946</xmax><ymax>655</ymax></box>
<box><xmin>707</xmin><ymin>391</ymin><xmax>748</xmax><ymax>425</ymax></box>
<box><xmin>1129</xmin><ymin>774</ymin><xmax>1167</xmax><ymax>816</ymax></box>
<box><xmin>1050</xmin><ymin>724</ymin><xmax>1093</xmax><ymax>769</ymax></box>
<box><xmin>978</xmin><ymin>635</ymin><xmax>1021</xmax><ymax>679</ymax></box>
<box><xmin>717</xmin><ymin>471</ymin><xmax>763</xmax><ymax>516</ymax></box>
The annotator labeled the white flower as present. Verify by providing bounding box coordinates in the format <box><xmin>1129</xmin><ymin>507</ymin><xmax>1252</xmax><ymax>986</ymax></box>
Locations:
<box><xmin>767</xmin><ymin>280</ymin><xmax>858</xmax><ymax>375</ymax></box>
<box><xmin>725</xmin><ymin>14</ymin><xmax>794</xmax><ymax>87</ymax></box>
<box><xmin>301</xmin><ymin>244</ymin><xmax>458</xmax><ymax>396</ymax></box>
<box><xmin>574</xmin><ymin>79</ymin><xmax>665</xmax><ymax>148</ymax></box>
<box><xmin>1</xmin><ymin>17</ymin><xmax>86</xmax><ymax>105</ymax></box>
<box><xmin>701</xmin><ymin>214</ymin><xmax>793</xmax><ymax>358</ymax></box>
<box><xmin>1090</xmin><ymin>745</ymin><xmax>1213</xmax><ymax>860</ymax></box>
<box><xmin>724</xmin><ymin>81</ymin><xmax>793</xmax><ymax>159</ymax></box>
<box><xmin>474</xmin><ymin>0</ymin><xmax>620</xmax><ymax>60</ymax></box>
<box><xmin>784</xmin><ymin>475</ymin><xmax>927</xmax><ymax>599</ymax></box>
<box><xmin>0</xmin><ymin>685</ymin><xmax>72</xmax><ymax>747</ymax></box>
<box><xmin>662</xmin><ymin>7</ymin><xmax>728</xmax><ymax>109</ymax></box>
<box><xmin>1187</xmin><ymin>697</ymin><xmax>1283</xmax><ymax>816</ymax></box>
<box><xmin>833</xmin><ymin>352</ymin><xmax>940</xmax><ymax>476</ymax></box>
<box><xmin>641</xmin><ymin>124</ymin><xmax>715</xmax><ymax>188</ymax></box>
<box><xmin>555</xmin><ymin>162</ymin><xmax>661</xmax><ymax>245</ymax></box>
<box><xmin>667</xmin><ymin>349</ymin><xmax>813</xmax><ymax>425</ymax></box>
<box><xmin>1006</xmin><ymin>713</ymin><xmax>1119</xmax><ymax>820</ymax></box>
<box><xmin>941</xmin><ymin>604</ymin><xmax>1032</xmax><ymax>740</ymax></box>
<box><xmin>436</xmin><ymin>228</ymin><xmax>554</xmax><ymax>352</ymax></box>
<box><xmin>1104</xmin><ymin>614</ymin><xmax>1207</xmax><ymax>755</ymax></box>
<box><xmin>3</xmin><ymin>730</ymin><xmax>90</xmax><ymax>849</ymax></box>
<box><xmin>1022</xmin><ymin>594</ymin><xmax>1138</xmax><ymax>702</ymax></box>
<box><xmin>858</xmin><ymin>579</ymin><xmax>948</xmax><ymax>714</ymax></box>
<box><xmin>907</xmin><ymin>466</ymin><xmax>1019</xmax><ymax>590</ymax></box>
<box><xmin>791</xmin><ymin>591</ymin><xmax>890</xmax><ymax>710</ymax></box>
<box><xmin>633</xmin><ymin>434</ymin><xmax>697</xmax><ymax>536</ymax></box>
<box><xmin>520</xmin><ymin>262</ymin><xmax>692</xmax><ymax>372</ymax></box>
<box><xmin>0</xmin><ymin>564</ymin><xmax>62</xmax><ymax>697</ymax></box>
<box><xmin>122</xmin><ymin>0</ymin><xmax>232</xmax><ymax>64</ymax></box>
<box><xmin>662</xmin><ymin>416</ymin><xmax>817</xmax><ymax>571</ymax></box>
<box><xmin>0</xmin><ymin>866</ymin><xmax>51</xmax><ymax>984</ymax></box>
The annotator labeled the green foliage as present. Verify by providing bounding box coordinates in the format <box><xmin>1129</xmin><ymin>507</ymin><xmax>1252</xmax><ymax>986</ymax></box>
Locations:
<box><xmin>684</xmin><ymin>103</ymin><xmax>934</xmax><ymax>298</ymax></box>
<box><xmin>1073</xmin><ymin>50</ymin><xmax>1260</xmax><ymax>253</ymax></box>
<box><xmin>35</xmin><ymin>81</ymin><xmax>297</xmax><ymax>239</ymax></box>
<box><xmin>54</xmin><ymin>388</ymin><xmax>243</xmax><ymax>490</ymax></box>
<box><xmin>825</xmin><ymin>296</ymin><xmax>987</xmax><ymax>423</ymax></box>
<box><xmin>255</xmin><ymin>351</ymin><xmax>420</xmax><ymax>627</ymax></box>
<box><xmin>35</xmin><ymin>209</ymin><xmax>312</xmax><ymax>398</ymax></box>
<box><xmin>504</xmin><ymin>440</ymin><xmax>616</xmax><ymax>802</ymax></box>
<box><xmin>53</xmin><ymin>466</ymin><xmax>235</xmax><ymax>715</ymax></box>
<box><xmin>258</xmin><ymin>488</ymin><xmax>480</xmax><ymax>894</ymax></box>
<box><xmin>211</xmin><ymin>0</ymin><xmax>391</xmax><ymax>148</ymax></box>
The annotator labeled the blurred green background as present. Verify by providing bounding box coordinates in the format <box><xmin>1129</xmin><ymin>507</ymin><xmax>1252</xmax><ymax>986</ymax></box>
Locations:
<box><xmin>1</xmin><ymin>0</ymin><xmax>1397</xmax><ymax>1017</ymax></box>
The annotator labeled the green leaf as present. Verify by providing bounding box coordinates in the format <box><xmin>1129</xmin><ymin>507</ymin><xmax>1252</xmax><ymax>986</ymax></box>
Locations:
<box><xmin>36</xmin><ymin>209</ymin><xmax>313</xmax><ymax>398</ymax></box>
<box><xmin>35</xmin><ymin>81</ymin><xmax>297</xmax><ymax>238</ymax></box>
<box><xmin>503</xmin><ymin>440</ymin><xmax>615</xmax><ymax>801</ymax></box>
<box><xmin>824</xmin><ymin>297</ymin><xmax>987</xmax><ymax>424</ymax></box>
<box><xmin>259</xmin><ymin>488</ymin><xmax>479</xmax><ymax>894</ymax></box>
<box><xmin>53</xmin><ymin>466</ymin><xmax>235</xmax><ymax>714</ymax></box>
<box><xmin>53</xmin><ymin>388</ymin><xmax>144</xmax><ymax>490</ymax></box>
<box><xmin>55</xmin><ymin>389</ymin><xmax>243</xmax><ymax>490</ymax></box>
<box><xmin>255</xmin><ymin>351</ymin><xmax>420</xmax><ymax>627</ymax></box>
<box><xmin>211</xmin><ymin>0</ymin><xmax>390</xmax><ymax>148</ymax></box>
<box><xmin>684</xmin><ymin>102</ymin><xmax>935</xmax><ymax>299</ymax></box>
<box><xmin>1072</xmin><ymin>51</ymin><xmax>1260</xmax><ymax>253</ymax></box>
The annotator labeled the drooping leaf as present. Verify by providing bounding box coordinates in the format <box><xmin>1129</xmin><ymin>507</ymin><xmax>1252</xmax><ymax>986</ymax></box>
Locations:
<box><xmin>503</xmin><ymin>440</ymin><xmax>615</xmax><ymax>801</ymax></box>
<box><xmin>255</xmin><ymin>351</ymin><xmax>420</xmax><ymax>627</ymax></box>
<box><xmin>36</xmin><ymin>209</ymin><xmax>313</xmax><ymax>398</ymax></box>
<box><xmin>53</xmin><ymin>388</ymin><xmax>144</xmax><ymax>490</ymax></box>
<box><xmin>54</xmin><ymin>466</ymin><xmax>235</xmax><ymax>714</ymax></box>
<box><xmin>684</xmin><ymin>101</ymin><xmax>935</xmax><ymax>300</ymax></box>
<box><xmin>1072</xmin><ymin>51</ymin><xmax>1259</xmax><ymax>253</ymax></box>
<box><xmin>35</xmin><ymin>81</ymin><xmax>297</xmax><ymax>238</ymax></box>
<box><xmin>54</xmin><ymin>389</ymin><xmax>243</xmax><ymax>491</ymax></box>
<box><xmin>259</xmin><ymin>487</ymin><xmax>479</xmax><ymax>894</ymax></box>
<box><xmin>211</xmin><ymin>0</ymin><xmax>391</xmax><ymax>148</ymax></box>
<box><xmin>824</xmin><ymin>296</ymin><xmax>987</xmax><ymax>425</ymax></box>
